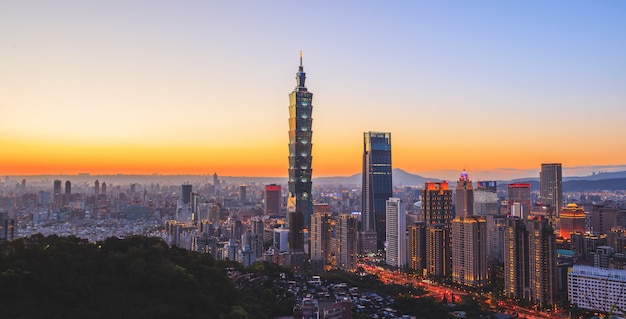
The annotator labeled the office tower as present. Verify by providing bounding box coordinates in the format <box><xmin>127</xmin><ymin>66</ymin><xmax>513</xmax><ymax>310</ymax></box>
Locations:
<box><xmin>422</xmin><ymin>182</ymin><xmax>453</xmax><ymax>226</ymax></box>
<box><xmin>591</xmin><ymin>202</ymin><xmax>625</xmax><ymax>235</ymax></box>
<box><xmin>337</xmin><ymin>214</ymin><xmax>359</xmax><ymax>271</ymax></box>
<box><xmin>427</xmin><ymin>223</ymin><xmax>450</xmax><ymax>277</ymax></box>
<box><xmin>213</xmin><ymin>173</ymin><xmax>219</xmax><ymax>194</ymax></box>
<box><xmin>53</xmin><ymin>180</ymin><xmax>62</xmax><ymax>209</ymax></box>
<box><xmin>0</xmin><ymin>211</ymin><xmax>15</xmax><ymax>242</ymax></box>
<box><xmin>362</xmin><ymin>131</ymin><xmax>392</xmax><ymax>250</ymax></box>
<box><xmin>181</xmin><ymin>184</ymin><xmax>192</xmax><ymax>205</ymax></box>
<box><xmin>505</xmin><ymin>216</ymin><xmax>557</xmax><ymax>307</ymax></box>
<box><xmin>569</xmin><ymin>265</ymin><xmax>626</xmax><ymax>316</ymax></box>
<box><xmin>288</xmin><ymin>51</ymin><xmax>314</xmax><ymax>251</ymax></box>
<box><xmin>560</xmin><ymin>203</ymin><xmax>586</xmax><ymax>239</ymax></box>
<box><xmin>53</xmin><ymin>180</ymin><xmax>62</xmax><ymax>196</ymax></box>
<box><xmin>474</xmin><ymin>181</ymin><xmax>498</xmax><ymax>215</ymax></box>
<box><xmin>311</xmin><ymin>212</ymin><xmax>333</xmax><ymax>266</ymax></box>
<box><xmin>239</xmin><ymin>184</ymin><xmax>246</xmax><ymax>203</ymax></box>
<box><xmin>507</xmin><ymin>183</ymin><xmax>531</xmax><ymax>217</ymax></box>
<box><xmin>386</xmin><ymin>198</ymin><xmax>406</xmax><ymax>268</ymax></box>
<box><xmin>451</xmin><ymin>215</ymin><xmax>488</xmax><ymax>287</ymax></box>
<box><xmin>408</xmin><ymin>222</ymin><xmax>427</xmax><ymax>273</ymax></box>
<box><xmin>540</xmin><ymin>163</ymin><xmax>563</xmax><ymax>218</ymax></box>
<box><xmin>264</xmin><ymin>184</ymin><xmax>282</xmax><ymax>216</ymax></box>
<box><xmin>101</xmin><ymin>182</ymin><xmax>106</xmax><ymax>195</ymax></box>
<box><xmin>94</xmin><ymin>180</ymin><xmax>100</xmax><ymax>196</ymax></box>
<box><xmin>455</xmin><ymin>170</ymin><xmax>474</xmax><ymax>216</ymax></box>
<box><xmin>64</xmin><ymin>181</ymin><xmax>71</xmax><ymax>195</ymax></box>
<box><xmin>191</xmin><ymin>192</ymin><xmax>200</xmax><ymax>223</ymax></box>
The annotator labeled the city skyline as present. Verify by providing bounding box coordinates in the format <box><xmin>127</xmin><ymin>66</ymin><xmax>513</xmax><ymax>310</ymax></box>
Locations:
<box><xmin>2</xmin><ymin>2</ymin><xmax>625</xmax><ymax>180</ymax></box>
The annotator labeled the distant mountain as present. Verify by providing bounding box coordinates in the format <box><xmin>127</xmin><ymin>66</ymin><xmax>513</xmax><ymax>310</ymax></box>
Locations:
<box><xmin>499</xmin><ymin>178</ymin><xmax>626</xmax><ymax>192</ymax></box>
<box><xmin>313</xmin><ymin>168</ymin><xmax>440</xmax><ymax>186</ymax></box>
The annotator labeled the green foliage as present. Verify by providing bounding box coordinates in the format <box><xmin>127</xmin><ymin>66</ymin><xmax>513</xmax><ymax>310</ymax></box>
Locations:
<box><xmin>0</xmin><ymin>235</ymin><xmax>287</xmax><ymax>319</ymax></box>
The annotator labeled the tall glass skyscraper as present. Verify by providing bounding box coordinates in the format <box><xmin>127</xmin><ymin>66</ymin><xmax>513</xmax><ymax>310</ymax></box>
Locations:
<box><xmin>540</xmin><ymin>163</ymin><xmax>563</xmax><ymax>218</ymax></box>
<box><xmin>288</xmin><ymin>52</ymin><xmax>313</xmax><ymax>251</ymax></box>
<box><xmin>362</xmin><ymin>131</ymin><xmax>392</xmax><ymax>249</ymax></box>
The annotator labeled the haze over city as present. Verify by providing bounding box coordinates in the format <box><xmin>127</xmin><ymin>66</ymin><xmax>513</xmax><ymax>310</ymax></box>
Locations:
<box><xmin>2</xmin><ymin>1</ymin><xmax>625</xmax><ymax>181</ymax></box>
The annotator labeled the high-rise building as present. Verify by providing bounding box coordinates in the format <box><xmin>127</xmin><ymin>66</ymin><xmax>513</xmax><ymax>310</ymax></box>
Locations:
<box><xmin>427</xmin><ymin>223</ymin><xmax>450</xmax><ymax>277</ymax></box>
<box><xmin>590</xmin><ymin>202</ymin><xmax>625</xmax><ymax>235</ymax></box>
<box><xmin>0</xmin><ymin>211</ymin><xmax>15</xmax><ymax>242</ymax></box>
<box><xmin>264</xmin><ymin>184</ymin><xmax>282</xmax><ymax>216</ymax></box>
<box><xmin>64</xmin><ymin>181</ymin><xmax>71</xmax><ymax>195</ymax></box>
<box><xmin>474</xmin><ymin>181</ymin><xmax>498</xmax><ymax>215</ymax></box>
<box><xmin>239</xmin><ymin>184</ymin><xmax>247</xmax><ymax>203</ymax></box>
<box><xmin>540</xmin><ymin>163</ymin><xmax>563</xmax><ymax>218</ymax></box>
<box><xmin>181</xmin><ymin>184</ymin><xmax>192</xmax><ymax>205</ymax></box>
<box><xmin>311</xmin><ymin>212</ymin><xmax>333</xmax><ymax>266</ymax></box>
<box><xmin>451</xmin><ymin>215</ymin><xmax>488</xmax><ymax>287</ymax></box>
<box><xmin>94</xmin><ymin>180</ymin><xmax>100</xmax><ymax>196</ymax></box>
<box><xmin>386</xmin><ymin>198</ymin><xmax>406</xmax><ymax>268</ymax></box>
<box><xmin>504</xmin><ymin>216</ymin><xmax>557</xmax><ymax>307</ymax></box>
<box><xmin>337</xmin><ymin>214</ymin><xmax>359</xmax><ymax>272</ymax></box>
<box><xmin>362</xmin><ymin>131</ymin><xmax>392</xmax><ymax>250</ymax></box>
<box><xmin>422</xmin><ymin>182</ymin><xmax>453</xmax><ymax>227</ymax></box>
<box><xmin>455</xmin><ymin>170</ymin><xmax>474</xmax><ymax>217</ymax></box>
<box><xmin>422</xmin><ymin>181</ymin><xmax>453</xmax><ymax>278</ymax></box>
<box><xmin>559</xmin><ymin>203</ymin><xmax>586</xmax><ymax>239</ymax></box>
<box><xmin>213</xmin><ymin>173</ymin><xmax>219</xmax><ymax>195</ymax></box>
<box><xmin>507</xmin><ymin>183</ymin><xmax>531</xmax><ymax>217</ymax></box>
<box><xmin>288</xmin><ymin>51</ymin><xmax>314</xmax><ymax>251</ymax></box>
<box><xmin>53</xmin><ymin>180</ymin><xmax>62</xmax><ymax>197</ymax></box>
<box><xmin>485</xmin><ymin>214</ymin><xmax>507</xmax><ymax>264</ymax></box>
<box><xmin>53</xmin><ymin>180</ymin><xmax>62</xmax><ymax>210</ymax></box>
<box><xmin>408</xmin><ymin>222</ymin><xmax>428</xmax><ymax>274</ymax></box>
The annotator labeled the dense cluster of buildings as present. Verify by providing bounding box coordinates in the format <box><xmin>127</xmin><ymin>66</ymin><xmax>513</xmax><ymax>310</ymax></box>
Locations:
<box><xmin>2</xmin><ymin>55</ymin><xmax>626</xmax><ymax>318</ymax></box>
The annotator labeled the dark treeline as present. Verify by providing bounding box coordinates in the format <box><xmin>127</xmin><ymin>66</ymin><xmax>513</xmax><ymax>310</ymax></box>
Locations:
<box><xmin>0</xmin><ymin>235</ymin><xmax>293</xmax><ymax>319</ymax></box>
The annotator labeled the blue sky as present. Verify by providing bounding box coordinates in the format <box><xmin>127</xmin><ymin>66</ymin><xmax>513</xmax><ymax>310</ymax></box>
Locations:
<box><xmin>1</xmin><ymin>1</ymin><xmax>625</xmax><ymax>180</ymax></box>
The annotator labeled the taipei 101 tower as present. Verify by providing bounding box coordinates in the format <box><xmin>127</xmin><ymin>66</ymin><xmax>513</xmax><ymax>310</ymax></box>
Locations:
<box><xmin>287</xmin><ymin>51</ymin><xmax>313</xmax><ymax>252</ymax></box>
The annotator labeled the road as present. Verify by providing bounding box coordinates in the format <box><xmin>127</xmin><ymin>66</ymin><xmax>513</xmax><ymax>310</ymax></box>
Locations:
<box><xmin>358</xmin><ymin>263</ymin><xmax>563</xmax><ymax>319</ymax></box>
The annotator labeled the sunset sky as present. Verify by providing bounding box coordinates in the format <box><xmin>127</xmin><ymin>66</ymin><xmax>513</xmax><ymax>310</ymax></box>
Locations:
<box><xmin>1</xmin><ymin>1</ymin><xmax>625</xmax><ymax>181</ymax></box>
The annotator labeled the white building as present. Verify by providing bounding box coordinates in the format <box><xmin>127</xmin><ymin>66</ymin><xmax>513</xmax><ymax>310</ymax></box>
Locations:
<box><xmin>386</xmin><ymin>198</ymin><xmax>406</xmax><ymax>268</ymax></box>
<box><xmin>569</xmin><ymin>265</ymin><xmax>626</xmax><ymax>316</ymax></box>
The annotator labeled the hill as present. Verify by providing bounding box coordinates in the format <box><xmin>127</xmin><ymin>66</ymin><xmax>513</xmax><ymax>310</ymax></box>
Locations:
<box><xmin>0</xmin><ymin>235</ymin><xmax>293</xmax><ymax>319</ymax></box>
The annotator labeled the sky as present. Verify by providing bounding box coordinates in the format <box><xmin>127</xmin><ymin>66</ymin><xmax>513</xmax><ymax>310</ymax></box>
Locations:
<box><xmin>1</xmin><ymin>1</ymin><xmax>625</xmax><ymax>181</ymax></box>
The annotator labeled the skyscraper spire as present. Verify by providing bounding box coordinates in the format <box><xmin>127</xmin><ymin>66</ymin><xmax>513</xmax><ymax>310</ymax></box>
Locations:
<box><xmin>296</xmin><ymin>50</ymin><xmax>306</xmax><ymax>88</ymax></box>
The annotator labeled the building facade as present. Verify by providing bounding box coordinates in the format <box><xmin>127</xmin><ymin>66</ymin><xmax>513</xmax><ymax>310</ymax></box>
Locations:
<box><xmin>408</xmin><ymin>222</ymin><xmax>427</xmax><ymax>273</ymax></box>
<box><xmin>507</xmin><ymin>183</ymin><xmax>531</xmax><ymax>218</ymax></box>
<box><xmin>569</xmin><ymin>265</ymin><xmax>626</xmax><ymax>316</ymax></box>
<box><xmin>337</xmin><ymin>214</ymin><xmax>359</xmax><ymax>271</ymax></box>
<box><xmin>264</xmin><ymin>184</ymin><xmax>282</xmax><ymax>216</ymax></box>
<box><xmin>422</xmin><ymin>182</ymin><xmax>453</xmax><ymax>226</ymax></box>
<box><xmin>288</xmin><ymin>52</ymin><xmax>314</xmax><ymax>251</ymax></box>
<box><xmin>559</xmin><ymin>203</ymin><xmax>586</xmax><ymax>239</ymax></box>
<box><xmin>455</xmin><ymin>170</ymin><xmax>474</xmax><ymax>216</ymax></box>
<box><xmin>311</xmin><ymin>212</ymin><xmax>333</xmax><ymax>266</ymax></box>
<box><xmin>474</xmin><ymin>181</ymin><xmax>499</xmax><ymax>215</ymax></box>
<box><xmin>386</xmin><ymin>198</ymin><xmax>406</xmax><ymax>268</ymax></box>
<box><xmin>540</xmin><ymin>163</ymin><xmax>563</xmax><ymax>218</ymax></box>
<box><xmin>451</xmin><ymin>215</ymin><xmax>488</xmax><ymax>287</ymax></box>
<box><xmin>362</xmin><ymin>131</ymin><xmax>392</xmax><ymax>250</ymax></box>
<box><xmin>504</xmin><ymin>216</ymin><xmax>557</xmax><ymax>307</ymax></box>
